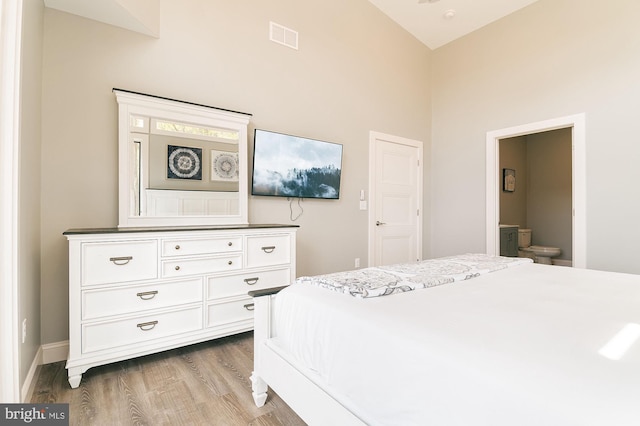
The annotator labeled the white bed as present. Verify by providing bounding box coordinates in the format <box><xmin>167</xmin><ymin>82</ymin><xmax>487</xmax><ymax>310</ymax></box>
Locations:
<box><xmin>249</xmin><ymin>254</ymin><xmax>640</xmax><ymax>425</ymax></box>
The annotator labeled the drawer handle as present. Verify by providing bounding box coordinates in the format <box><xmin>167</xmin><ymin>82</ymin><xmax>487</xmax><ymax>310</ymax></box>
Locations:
<box><xmin>244</xmin><ymin>303</ymin><xmax>255</xmax><ymax>311</ymax></box>
<box><xmin>228</xmin><ymin>241</ymin><xmax>233</xmax><ymax>246</ymax></box>
<box><xmin>244</xmin><ymin>277</ymin><xmax>259</xmax><ymax>285</ymax></box>
<box><xmin>137</xmin><ymin>320</ymin><xmax>158</xmax><ymax>331</ymax></box>
<box><xmin>175</xmin><ymin>265</ymin><xmax>181</xmax><ymax>271</ymax></box>
<box><xmin>175</xmin><ymin>245</ymin><xmax>180</xmax><ymax>250</ymax></box>
<box><xmin>228</xmin><ymin>260</ymin><xmax>233</xmax><ymax>265</ymax></box>
<box><xmin>136</xmin><ymin>290</ymin><xmax>158</xmax><ymax>300</ymax></box>
<box><xmin>110</xmin><ymin>256</ymin><xmax>133</xmax><ymax>265</ymax></box>
<box><xmin>261</xmin><ymin>246</ymin><xmax>276</xmax><ymax>254</ymax></box>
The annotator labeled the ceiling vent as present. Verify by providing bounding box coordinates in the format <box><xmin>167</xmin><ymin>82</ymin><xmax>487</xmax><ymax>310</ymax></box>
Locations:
<box><xmin>270</xmin><ymin>21</ymin><xmax>298</xmax><ymax>50</ymax></box>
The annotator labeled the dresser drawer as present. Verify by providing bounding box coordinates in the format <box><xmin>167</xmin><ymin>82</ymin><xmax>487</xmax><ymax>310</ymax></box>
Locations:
<box><xmin>246</xmin><ymin>234</ymin><xmax>291</xmax><ymax>268</ymax></box>
<box><xmin>161</xmin><ymin>236</ymin><xmax>242</xmax><ymax>257</ymax></box>
<box><xmin>206</xmin><ymin>298</ymin><xmax>254</xmax><ymax>328</ymax></box>
<box><xmin>162</xmin><ymin>254</ymin><xmax>242</xmax><ymax>278</ymax></box>
<box><xmin>82</xmin><ymin>306</ymin><xmax>203</xmax><ymax>354</ymax></box>
<box><xmin>82</xmin><ymin>278</ymin><xmax>203</xmax><ymax>320</ymax></box>
<box><xmin>207</xmin><ymin>268</ymin><xmax>291</xmax><ymax>300</ymax></box>
<box><xmin>82</xmin><ymin>240</ymin><xmax>158</xmax><ymax>286</ymax></box>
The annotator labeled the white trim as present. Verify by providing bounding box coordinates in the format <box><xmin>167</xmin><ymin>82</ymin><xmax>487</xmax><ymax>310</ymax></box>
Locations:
<box><xmin>41</xmin><ymin>340</ymin><xmax>69</xmax><ymax>365</ymax></box>
<box><xmin>486</xmin><ymin>114</ymin><xmax>586</xmax><ymax>268</ymax></box>
<box><xmin>0</xmin><ymin>0</ymin><xmax>24</xmax><ymax>403</ymax></box>
<box><xmin>21</xmin><ymin>346</ymin><xmax>42</xmax><ymax>403</ymax></box>
<box><xmin>368</xmin><ymin>131</ymin><xmax>424</xmax><ymax>267</ymax></box>
<box><xmin>16</xmin><ymin>340</ymin><xmax>68</xmax><ymax>403</ymax></box>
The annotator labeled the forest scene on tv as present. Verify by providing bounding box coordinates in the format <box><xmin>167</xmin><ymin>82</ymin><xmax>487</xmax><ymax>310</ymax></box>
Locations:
<box><xmin>252</xmin><ymin>130</ymin><xmax>343</xmax><ymax>199</ymax></box>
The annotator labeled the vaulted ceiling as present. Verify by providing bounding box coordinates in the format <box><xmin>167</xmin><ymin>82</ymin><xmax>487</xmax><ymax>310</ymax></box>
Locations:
<box><xmin>367</xmin><ymin>0</ymin><xmax>541</xmax><ymax>49</ymax></box>
<box><xmin>44</xmin><ymin>0</ymin><xmax>541</xmax><ymax>50</ymax></box>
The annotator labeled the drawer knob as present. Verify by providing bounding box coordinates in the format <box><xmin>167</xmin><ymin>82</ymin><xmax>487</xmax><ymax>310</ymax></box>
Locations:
<box><xmin>244</xmin><ymin>303</ymin><xmax>255</xmax><ymax>311</ymax></box>
<box><xmin>136</xmin><ymin>320</ymin><xmax>158</xmax><ymax>331</ymax></box>
<box><xmin>261</xmin><ymin>246</ymin><xmax>276</xmax><ymax>254</ymax></box>
<box><xmin>109</xmin><ymin>256</ymin><xmax>133</xmax><ymax>265</ymax></box>
<box><xmin>228</xmin><ymin>260</ymin><xmax>233</xmax><ymax>265</ymax></box>
<box><xmin>244</xmin><ymin>277</ymin><xmax>259</xmax><ymax>285</ymax></box>
<box><xmin>136</xmin><ymin>290</ymin><xmax>158</xmax><ymax>300</ymax></box>
<box><xmin>175</xmin><ymin>265</ymin><xmax>181</xmax><ymax>271</ymax></box>
<box><xmin>228</xmin><ymin>241</ymin><xmax>233</xmax><ymax>246</ymax></box>
<box><xmin>175</xmin><ymin>245</ymin><xmax>180</xmax><ymax>250</ymax></box>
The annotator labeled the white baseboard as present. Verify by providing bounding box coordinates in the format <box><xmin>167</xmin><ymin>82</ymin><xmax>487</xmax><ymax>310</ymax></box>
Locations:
<box><xmin>42</xmin><ymin>340</ymin><xmax>69</xmax><ymax>364</ymax></box>
<box><xmin>20</xmin><ymin>341</ymin><xmax>68</xmax><ymax>402</ymax></box>
<box><xmin>20</xmin><ymin>340</ymin><xmax>68</xmax><ymax>402</ymax></box>
<box><xmin>21</xmin><ymin>346</ymin><xmax>42</xmax><ymax>403</ymax></box>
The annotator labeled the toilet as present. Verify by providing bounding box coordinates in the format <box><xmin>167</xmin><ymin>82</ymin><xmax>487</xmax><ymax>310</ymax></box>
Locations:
<box><xmin>518</xmin><ymin>229</ymin><xmax>561</xmax><ymax>265</ymax></box>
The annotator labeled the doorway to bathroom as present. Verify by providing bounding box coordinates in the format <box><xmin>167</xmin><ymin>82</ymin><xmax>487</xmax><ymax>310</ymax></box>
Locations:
<box><xmin>485</xmin><ymin>114</ymin><xmax>586</xmax><ymax>268</ymax></box>
<box><xmin>500</xmin><ymin>129</ymin><xmax>572</xmax><ymax>265</ymax></box>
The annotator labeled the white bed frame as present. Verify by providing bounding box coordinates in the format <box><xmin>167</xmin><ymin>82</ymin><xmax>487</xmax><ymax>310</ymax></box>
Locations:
<box><xmin>249</xmin><ymin>287</ymin><xmax>366</xmax><ymax>425</ymax></box>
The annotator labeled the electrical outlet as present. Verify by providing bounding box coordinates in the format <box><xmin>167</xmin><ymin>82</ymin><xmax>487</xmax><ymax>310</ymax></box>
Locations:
<box><xmin>355</xmin><ymin>258</ymin><xmax>360</xmax><ymax>268</ymax></box>
<box><xmin>22</xmin><ymin>318</ymin><xmax>27</xmax><ymax>343</ymax></box>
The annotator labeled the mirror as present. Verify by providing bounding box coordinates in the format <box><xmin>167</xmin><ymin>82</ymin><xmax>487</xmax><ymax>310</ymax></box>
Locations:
<box><xmin>114</xmin><ymin>89</ymin><xmax>251</xmax><ymax>227</ymax></box>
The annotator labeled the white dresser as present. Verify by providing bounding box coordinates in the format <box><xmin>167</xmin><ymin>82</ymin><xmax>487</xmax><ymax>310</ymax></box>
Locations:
<box><xmin>64</xmin><ymin>224</ymin><xmax>297</xmax><ymax>388</ymax></box>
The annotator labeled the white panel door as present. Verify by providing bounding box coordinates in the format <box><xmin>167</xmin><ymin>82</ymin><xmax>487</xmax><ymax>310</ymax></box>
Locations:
<box><xmin>369</xmin><ymin>132</ymin><xmax>423</xmax><ymax>267</ymax></box>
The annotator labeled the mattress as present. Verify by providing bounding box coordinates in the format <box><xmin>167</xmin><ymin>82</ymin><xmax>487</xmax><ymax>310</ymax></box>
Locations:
<box><xmin>272</xmin><ymin>259</ymin><xmax>640</xmax><ymax>425</ymax></box>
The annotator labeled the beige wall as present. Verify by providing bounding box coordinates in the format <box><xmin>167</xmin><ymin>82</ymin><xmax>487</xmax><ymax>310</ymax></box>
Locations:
<box><xmin>19</xmin><ymin>0</ymin><xmax>44</xmax><ymax>390</ymax></box>
<box><xmin>35</xmin><ymin>0</ymin><xmax>640</xmax><ymax>353</ymax></box>
<box><xmin>39</xmin><ymin>0</ymin><xmax>432</xmax><ymax>344</ymax></box>
<box><xmin>431</xmin><ymin>0</ymin><xmax>640</xmax><ymax>273</ymax></box>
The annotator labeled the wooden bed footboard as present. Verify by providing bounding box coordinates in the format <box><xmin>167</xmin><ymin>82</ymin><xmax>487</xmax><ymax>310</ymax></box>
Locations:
<box><xmin>249</xmin><ymin>287</ymin><xmax>366</xmax><ymax>425</ymax></box>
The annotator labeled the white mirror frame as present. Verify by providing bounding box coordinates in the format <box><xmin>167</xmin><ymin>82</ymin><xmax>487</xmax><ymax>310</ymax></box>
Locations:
<box><xmin>114</xmin><ymin>89</ymin><xmax>251</xmax><ymax>228</ymax></box>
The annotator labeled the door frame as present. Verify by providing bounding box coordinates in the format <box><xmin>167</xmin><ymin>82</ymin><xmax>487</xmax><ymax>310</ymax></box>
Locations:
<box><xmin>0</xmin><ymin>0</ymin><xmax>24</xmax><ymax>403</ymax></box>
<box><xmin>485</xmin><ymin>113</ymin><xmax>586</xmax><ymax>268</ymax></box>
<box><xmin>368</xmin><ymin>131</ymin><xmax>423</xmax><ymax>267</ymax></box>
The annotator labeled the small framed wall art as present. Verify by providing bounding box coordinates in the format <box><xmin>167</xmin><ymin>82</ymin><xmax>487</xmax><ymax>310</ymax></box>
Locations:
<box><xmin>167</xmin><ymin>145</ymin><xmax>202</xmax><ymax>180</ymax></box>
<box><xmin>503</xmin><ymin>168</ymin><xmax>516</xmax><ymax>192</ymax></box>
<box><xmin>210</xmin><ymin>150</ymin><xmax>239</xmax><ymax>182</ymax></box>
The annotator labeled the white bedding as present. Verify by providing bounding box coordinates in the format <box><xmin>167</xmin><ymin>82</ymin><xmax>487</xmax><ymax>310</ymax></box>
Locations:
<box><xmin>273</xmin><ymin>260</ymin><xmax>640</xmax><ymax>425</ymax></box>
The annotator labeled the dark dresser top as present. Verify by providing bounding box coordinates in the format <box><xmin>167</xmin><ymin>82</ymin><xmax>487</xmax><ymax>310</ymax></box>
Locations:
<box><xmin>63</xmin><ymin>224</ymin><xmax>298</xmax><ymax>235</ymax></box>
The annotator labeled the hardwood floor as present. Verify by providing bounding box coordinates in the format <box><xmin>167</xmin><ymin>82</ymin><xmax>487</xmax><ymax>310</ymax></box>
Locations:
<box><xmin>30</xmin><ymin>332</ymin><xmax>306</xmax><ymax>426</ymax></box>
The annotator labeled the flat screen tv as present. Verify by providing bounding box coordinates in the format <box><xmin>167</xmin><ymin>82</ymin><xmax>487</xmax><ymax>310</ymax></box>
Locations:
<box><xmin>251</xmin><ymin>129</ymin><xmax>343</xmax><ymax>199</ymax></box>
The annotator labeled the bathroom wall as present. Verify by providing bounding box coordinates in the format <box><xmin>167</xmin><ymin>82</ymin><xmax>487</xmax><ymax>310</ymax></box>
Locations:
<box><xmin>527</xmin><ymin>128</ymin><xmax>572</xmax><ymax>261</ymax></box>
<box><xmin>499</xmin><ymin>136</ymin><xmax>527</xmax><ymax>227</ymax></box>
<box><xmin>499</xmin><ymin>128</ymin><xmax>572</xmax><ymax>261</ymax></box>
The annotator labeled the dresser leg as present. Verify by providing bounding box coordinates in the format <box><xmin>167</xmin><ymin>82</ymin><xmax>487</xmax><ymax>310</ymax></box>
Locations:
<box><xmin>68</xmin><ymin>371</ymin><xmax>82</xmax><ymax>388</ymax></box>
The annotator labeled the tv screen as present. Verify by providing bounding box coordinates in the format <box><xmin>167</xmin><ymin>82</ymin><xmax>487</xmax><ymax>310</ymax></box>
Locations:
<box><xmin>251</xmin><ymin>129</ymin><xmax>343</xmax><ymax>199</ymax></box>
